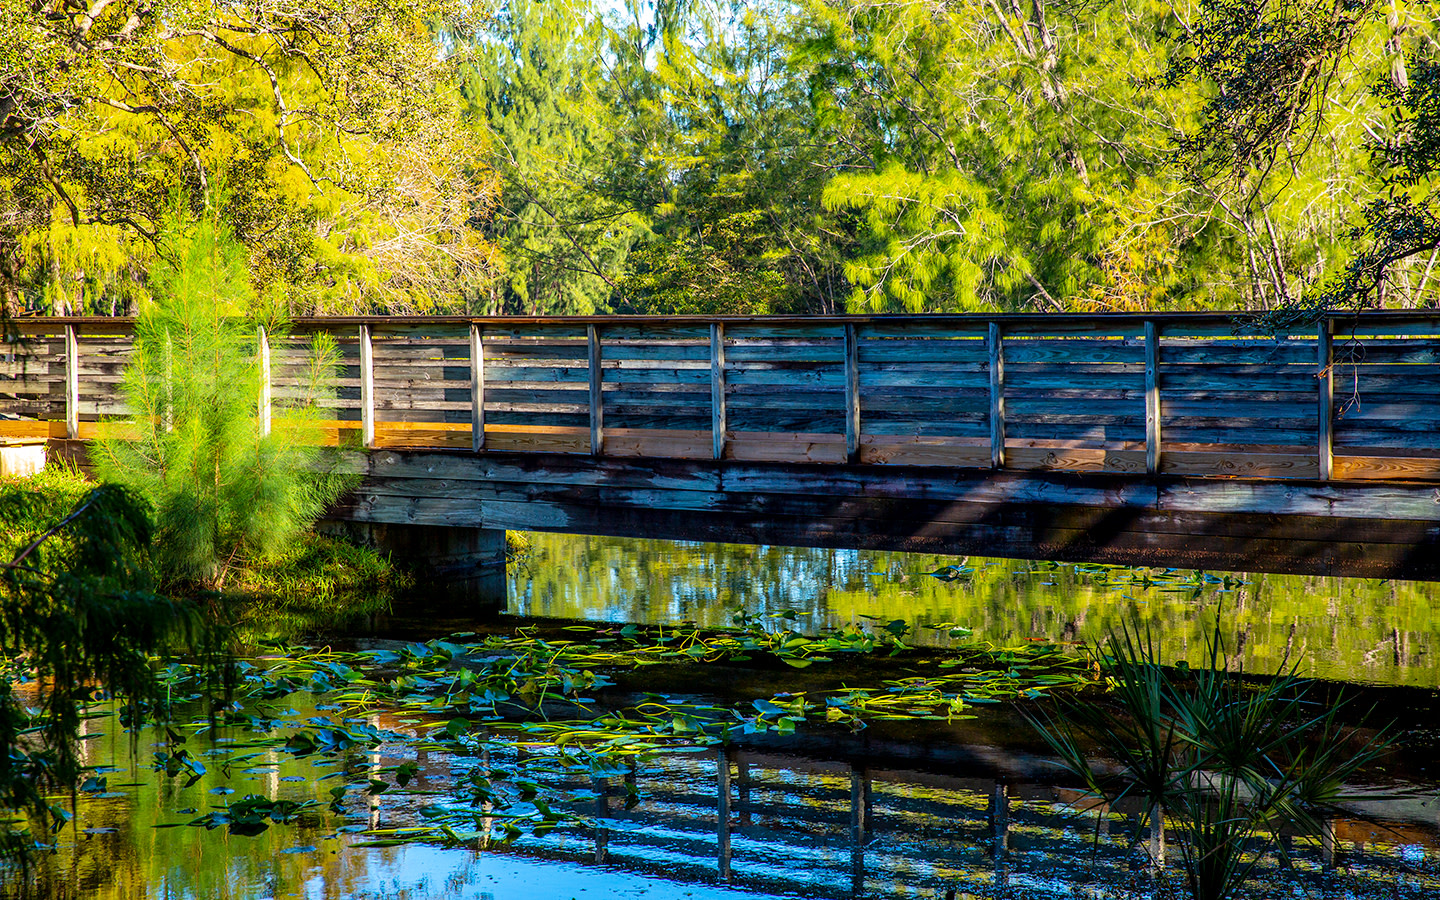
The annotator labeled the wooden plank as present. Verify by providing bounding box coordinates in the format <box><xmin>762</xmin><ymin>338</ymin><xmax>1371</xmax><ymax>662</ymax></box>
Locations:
<box><xmin>725</xmin><ymin>434</ymin><xmax>847</xmax><ymax>465</ymax></box>
<box><xmin>599</xmin><ymin>367</ymin><xmax>712</xmax><ymax>385</ymax></box>
<box><xmin>602</xmin><ymin>428</ymin><xmax>713</xmax><ymax>461</ymax></box>
<box><xmin>589</xmin><ymin>343</ymin><xmax>711</xmax><ymax>362</ymax></box>
<box><xmin>1332</xmin><ymin>456</ymin><xmax>1440</xmax><ymax>481</ymax></box>
<box><xmin>723</xmin><ymin>368</ymin><xmax>844</xmax><ymax>387</ymax></box>
<box><xmin>1145</xmin><ymin>320</ymin><xmax>1160</xmax><ymax>475</ymax></box>
<box><xmin>1006</xmin><ymin>447</ymin><xmax>1147</xmax><ymax>474</ymax></box>
<box><xmin>844</xmin><ymin>323</ymin><xmax>860</xmax><ymax>464</ymax></box>
<box><xmin>588</xmin><ymin>324</ymin><xmax>603</xmax><ymax>455</ymax></box>
<box><xmin>851</xmin><ymin>421</ymin><xmax>989</xmax><ymax>438</ymax></box>
<box><xmin>374</xmin><ymin>422</ymin><xmax>472</xmax><ymax>450</ymax></box>
<box><xmin>711</xmin><ymin>324</ymin><xmax>726</xmax><ymax>461</ymax></box>
<box><xmin>14</xmin><ymin>310</ymin><xmax>1440</xmax><ymax>332</ymax></box>
<box><xmin>723</xmin><ymin>341</ymin><xmax>846</xmax><ymax>363</ymax></box>
<box><xmin>344</xmin><ymin>447</ymin><xmax>1440</xmax><ymax>522</ymax></box>
<box><xmin>64</xmin><ymin>324</ymin><xmax>79</xmax><ymax>440</ymax></box>
<box><xmin>858</xmin><ymin>437</ymin><xmax>993</xmax><ymax>468</ymax></box>
<box><xmin>1161</xmin><ymin>450</ymin><xmax>1319</xmax><ymax>480</ymax></box>
<box><xmin>992</xmin><ymin>340</ymin><xmax>1145</xmax><ymax>365</ymax></box>
<box><xmin>1158</xmin><ymin>344</ymin><xmax>1317</xmax><ymax>365</ymax></box>
<box><xmin>1319</xmin><ymin>319</ymin><xmax>1333</xmax><ymax>481</ymax></box>
<box><xmin>855</xmin><ymin>340</ymin><xmax>987</xmax><ymax>364</ymax></box>
<box><xmin>988</xmin><ymin>322</ymin><xmax>1004</xmax><ymax>468</ymax></box>
<box><xmin>470</xmin><ymin>323</ymin><xmax>485</xmax><ymax>452</ymax></box>
<box><xmin>0</xmin><ymin>421</ymin><xmax>62</xmax><ymax>439</ymax></box>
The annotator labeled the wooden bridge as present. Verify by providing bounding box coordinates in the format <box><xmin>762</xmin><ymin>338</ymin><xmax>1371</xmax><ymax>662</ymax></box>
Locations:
<box><xmin>6</xmin><ymin>312</ymin><xmax>1440</xmax><ymax>584</ymax></box>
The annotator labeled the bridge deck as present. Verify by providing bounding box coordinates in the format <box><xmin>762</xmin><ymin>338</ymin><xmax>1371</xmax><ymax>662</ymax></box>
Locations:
<box><xmin>6</xmin><ymin>312</ymin><xmax>1440</xmax><ymax>578</ymax></box>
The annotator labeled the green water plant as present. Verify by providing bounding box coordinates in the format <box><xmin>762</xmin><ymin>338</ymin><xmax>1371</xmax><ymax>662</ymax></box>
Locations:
<box><xmin>1030</xmin><ymin>622</ymin><xmax>1393</xmax><ymax>900</ymax></box>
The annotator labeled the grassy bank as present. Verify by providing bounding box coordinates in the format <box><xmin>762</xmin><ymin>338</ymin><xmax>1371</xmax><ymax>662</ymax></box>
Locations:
<box><xmin>0</xmin><ymin>466</ymin><xmax>411</xmax><ymax>640</ymax></box>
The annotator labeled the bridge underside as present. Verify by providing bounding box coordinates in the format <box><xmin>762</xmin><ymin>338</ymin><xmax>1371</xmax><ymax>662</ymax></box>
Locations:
<box><xmin>327</xmin><ymin>449</ymin><xmax>1440</xmax><ymax>582</ymax></box>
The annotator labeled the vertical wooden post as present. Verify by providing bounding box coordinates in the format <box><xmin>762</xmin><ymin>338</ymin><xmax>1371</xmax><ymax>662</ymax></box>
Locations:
<box><xmin>988</xmin><ymin>322</ymin><xmax>1005</xmax><ymax>468</ymax></box>
<box><xmin>588</xmin><ymin>324</ymin><xmax>603</xmax><ymax>456</ymax></box>
<box><xmin>844</xmin><ymin>323</ymin><xmax>861</xmax><ymax>464</ymax></box>
<box><xmin>470</xmin><ymin>323</ymin><xmax>485</xmax><ymax>452</ymax></box>
<box><xmin>711</xmin><ymin>323</ymin><xmax>726</xmax><ymax>461</ymax></box>
<box><xmin>257</xmin><ymin>325</ymin><xmax>271</xmax><ymax>438</ymax></box>
<box><xmin>64</xmin><ymin>324</ymin><xmax>79</xmax><ymax>440</ymax></box>
<box><xmin>716</xmin><ymin>749</ymin><xmax>732</xmax><ymax>881</ymax></box>
<box><xmin>359</xmin><ymin>324</ymin><xmax>375</xmax><ymax>449</ymax></box>
<box><xmin>1318</xmin><ymin>318</ymin><xmax>1333</xmax><ymax>481</ymax></box>
<box><xmin>1145</xmin><ymin>321</ymin><xmax>1161</xmax><ymax>475</ymax></box>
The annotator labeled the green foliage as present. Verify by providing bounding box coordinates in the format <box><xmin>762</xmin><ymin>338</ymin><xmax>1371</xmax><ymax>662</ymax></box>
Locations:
<box><xmin>464</xmin><ymin>0</ymin><xmax>645</xmax><ymax>315</ymax></box>
<box><xmin>1315</xmin><ymin>52</ymin><xmax>1440</xmax><ymax>313</ymax></box>
<box><xmin>802</xmin><ymin>0</ymin><xmax>1210</xmax><ymax>312</ymax></box>
<box><xmin>1168</xmin><ymin>0</ymin><xmax>1437</xmax><ymax>315</ymax></box>
<box><xmin>1030</xmin><ymin>622</ymin><xmax>1393</xmax><ymax>900</ymax></box>
<box><xmin>0</xmin><ymin>481</ymin><xmax>213</xmax><ymax>855</ymax></box>
<box><xmin>0</xmin><ymin>0</ymin><xmax>498</xmax><ymax>315</ymax></box>
<box><xmin>93</xmin><ymin>219</ymin><xmax>349</xmax><ymax>589</ymax></box>
<box><xmin>8</xmin><ymin>0</ymin><xmax>1437</xmax><ymax>315</ymax></box>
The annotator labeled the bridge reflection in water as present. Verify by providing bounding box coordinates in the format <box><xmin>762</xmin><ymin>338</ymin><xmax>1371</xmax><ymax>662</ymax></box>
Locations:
<box><xmin>456</xmin><ymin>743</ymin><xmax>1438</xmax><ymax>899</ymax></box>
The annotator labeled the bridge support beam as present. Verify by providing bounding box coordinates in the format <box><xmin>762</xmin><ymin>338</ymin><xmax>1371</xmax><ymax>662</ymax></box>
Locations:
<box><xmin>318</xmin><ymin>520</ymin><xmax>507</xmax><ymax>610</ymax></box>
<box><xmin>329</xmin><ymin>450</ymin><xmax>1440</xmax><ymax>582</ymax></box>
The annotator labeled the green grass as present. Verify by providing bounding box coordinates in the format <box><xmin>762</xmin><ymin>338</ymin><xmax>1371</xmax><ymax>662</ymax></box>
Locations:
<box><xmin>0</xmin><ymin>464</ymin><xmax>94</xmax><ymax>556</ymax></box>
<box><xmin>228</xmin><ymin>531</ymin><xmax>412</xmax><ymax>639</ymax></box>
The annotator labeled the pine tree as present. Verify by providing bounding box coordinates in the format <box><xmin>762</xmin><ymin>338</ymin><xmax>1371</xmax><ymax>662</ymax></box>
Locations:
<box><xmin>93</xmin><ymin>219</ymin><xmax>347</xmax><ymax>589</ymax></box>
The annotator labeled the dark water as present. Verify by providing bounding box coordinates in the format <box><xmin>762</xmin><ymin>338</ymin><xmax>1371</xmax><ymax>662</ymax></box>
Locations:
<box><xmin>12</xmin><ymin>534</ymin><xmax>1440</xmax><ymax>899</ymax></box>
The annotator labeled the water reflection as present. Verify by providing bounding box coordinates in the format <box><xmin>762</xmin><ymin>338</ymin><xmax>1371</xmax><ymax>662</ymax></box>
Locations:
<box><xmin>511</xmin><ymin>533</ymin><xmax>1440</xmax><ymax>687</ymax></box>
<box><xmin>14</xmin><ymin>698</ymin><xmax>1440</xmax><ymax>900</ymax></box>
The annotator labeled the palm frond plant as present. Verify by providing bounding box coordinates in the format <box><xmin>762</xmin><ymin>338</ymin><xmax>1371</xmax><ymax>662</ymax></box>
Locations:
<box><xmin>1029</xmin><ymin>620</ymin><xmax>1394</xmax><ymax>900</ymax></box>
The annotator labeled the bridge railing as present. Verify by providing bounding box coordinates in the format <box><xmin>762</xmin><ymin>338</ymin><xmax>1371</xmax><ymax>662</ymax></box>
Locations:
<box><xmin>4</xmin><ymin>312</ymin><xmax>1440</xmax><ymax>481</ymax></box>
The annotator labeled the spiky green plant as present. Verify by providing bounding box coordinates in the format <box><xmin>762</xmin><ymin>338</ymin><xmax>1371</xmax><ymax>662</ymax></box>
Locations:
<box><xmin>93</xmin><ymin>218</ymin><xmax>349</xmax><ymax>589</ymax></box>
<box><xmin>1030</xmin><ymin>621</ymin><xmax>1393</xmax><ymax>900</ymax></box>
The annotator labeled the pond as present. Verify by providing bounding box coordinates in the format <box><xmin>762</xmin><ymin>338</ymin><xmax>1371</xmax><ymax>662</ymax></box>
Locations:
<box><xmin>510</xmin><ymin>534</ymin><xmax>1440</xmax><ymax>688</ymax></box>
<box><xmin>9</xmin><ymin>535</ymin><xmax>1440</xmax><ymax>899</ymax></box>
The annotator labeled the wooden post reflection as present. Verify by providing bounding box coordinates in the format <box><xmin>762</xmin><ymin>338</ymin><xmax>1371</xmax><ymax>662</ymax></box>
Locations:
<box><xmin>594</xmin><ymin>776</ymin><xmax>610</xmax><ymax>864</ymax></box>
<box><xmin>989</xmin><ymin>781</ymin><xmax>1009</xmax><ymax>856</ymax></box>
<box><xmin>736</xmin><ymin>751</ymin><xmax>752</xmax><ymax>827</ymax></box>
<box><xmin>1321</xmin><ymin>816</ymin><xmax>1336</xmax><ymax>869</ymax></box>
<box><xmin>479</xmin><ymin>745</ymin><xmax>493</xmax><ymax>848</ymax></box>
<box><xmin>851</xmin><ymin>764</ymin><xmax>871</xmax><ymax>896</ymax></box>
<box><xmin>717</xmin><ymin>750</ymin><xmax>732</xmax><ymax>881</ymax></box>
<box><xmin>1149</xmin><ymin>800</ymin><xmax>1166</xmax><ymax>874</ymax></box>
<box><xmin>989</xmin><ymin>780</ymin><xmax>1009</xmax><ymax>891</ymax></box>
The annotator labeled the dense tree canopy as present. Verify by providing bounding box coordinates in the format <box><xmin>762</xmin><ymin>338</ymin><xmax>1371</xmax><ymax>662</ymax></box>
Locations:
<box><xmin>2</xmin><ymin>0</ymin><xmax>1436</xmax><ymax>316</ymax></box>
<box><xmin>0</xmin><ymin>0</ymin><xmax>498</xmax><ymax>314</ymax></box>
